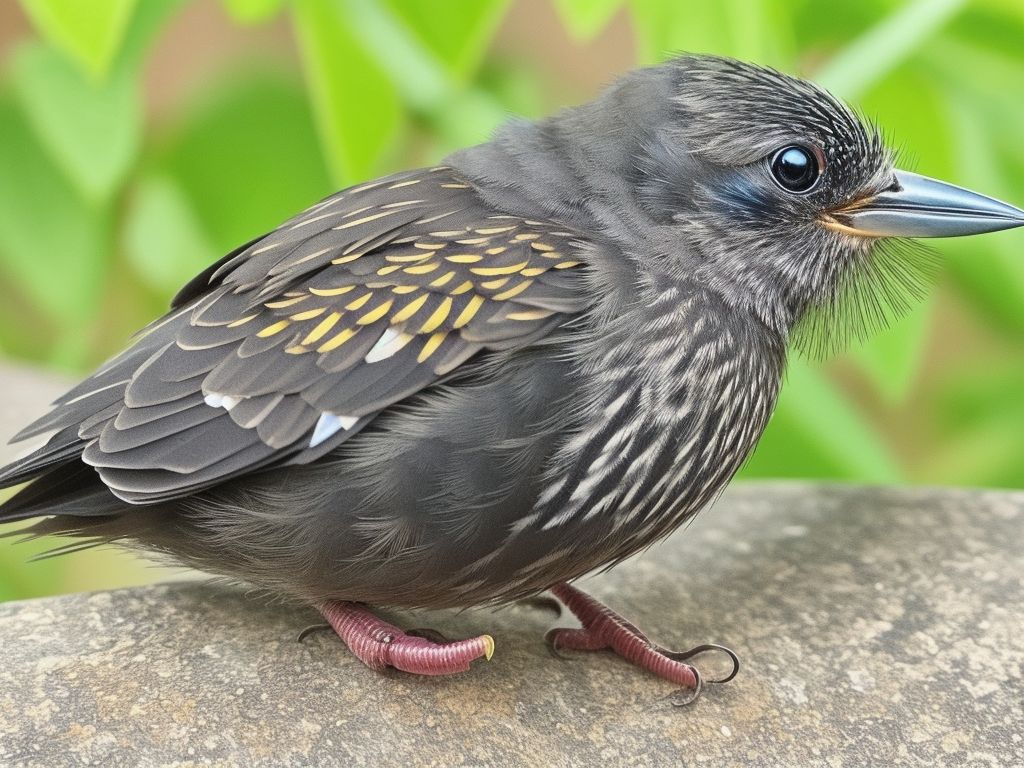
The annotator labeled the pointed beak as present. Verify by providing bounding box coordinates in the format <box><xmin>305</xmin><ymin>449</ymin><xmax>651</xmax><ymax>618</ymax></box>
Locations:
<box><xmin>825</xmin><ymin>170</ymin><xmax>1024</xmax><ymax>238</ymax></box>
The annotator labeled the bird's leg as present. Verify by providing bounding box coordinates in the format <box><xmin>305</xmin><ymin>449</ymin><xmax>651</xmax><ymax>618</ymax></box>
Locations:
<box><xmin>312</xmin><ymin>600</ymin><xmax>494</xmax><ymax>676</ymax></box>
<box><xmin>546</xmin><ymin>582</ymin><xmax>739</xmax><ymax>705</ymax></box>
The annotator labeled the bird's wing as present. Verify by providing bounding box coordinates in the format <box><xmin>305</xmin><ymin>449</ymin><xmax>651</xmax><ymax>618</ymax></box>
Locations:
<box><xmin>4</xmin><ymin>167</ymin><xmax>591</xmax><ymax>503</ymax></box>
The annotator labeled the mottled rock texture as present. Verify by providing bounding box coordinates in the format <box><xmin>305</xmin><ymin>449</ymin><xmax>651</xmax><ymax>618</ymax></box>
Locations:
<box><xmin>0</xmin><ymin>482</ymin><xmax>1021</xmax><ymax>767</ymax></box>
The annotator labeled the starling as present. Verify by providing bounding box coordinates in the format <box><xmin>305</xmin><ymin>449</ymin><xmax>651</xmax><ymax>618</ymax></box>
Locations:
<box><xmin>2</xmin><ymin>55</ymin><xmax>1023</xmax><ymax>703</ymax></box>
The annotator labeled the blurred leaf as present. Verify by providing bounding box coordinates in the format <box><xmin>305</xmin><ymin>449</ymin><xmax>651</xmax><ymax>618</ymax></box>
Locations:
<box><xmin>222</xmin><ymin>0</ymin><xmax>284</xmax><ymax>24</ymax></box>
<box><xmin>629</xmin><ymin>1</ymin><xmax>734</xmax><ymax>64</ymax></box>
<box><xmin>327</xmin><ymin>0</ymin><xmax>446</xmax><ymax>107</ymax></box>
<box><xmin>952</xmin><ymin>3</ymin><xmax>1024</xmax><ymax>63</ymax></box>
<box><xmin>851</xmin><ymin>297</ymin><xmax>934</xmax><ymax>405</ymax></box>
<box><xmin>0</xmin><ymin>519</ymin><xmax>168</xmax><ymax>601</ymax></box>
<box><xmin>944</xmin><ymin>235</ymin><xmax>1024</xmax><ymax>337</ymax></box>
<box><xmin>123</xmin><ymin>174</ymin><xmax>218</xmax><ymax>295</ymax></box>
<box><xmin>860</xmin><ymin>69</ymin><xmax>953</xmax><ymax>175</ymax></box>
<box><xmin>0</xmin><ymin>95</ymin><xmax>110</xmax><ymax>347</ymax></box>
<box><xmin>10</xmin><ymin>42</ymin><xmax>140</xmax><ymax>203</ymax></box>
<box><xmin>0</xmin><ymin>521</ymin><xmax>66</xmax><ymax>602</ymax></box>
<box><xmin>158</xmin><ymin>73</ymin><xmax>331</xmax><ymax>252</ymax></box>
<box><xmin>939</xmin><ymin>91</ymin><xmax>1024</xmax><ymax>335</ymax></box>
<box><xmin>293</xmin><ymin>0</ymin><xmax>402</xmax><ymax>185</ymax></box>
<box><xmin>721</xmin><ymin>0</ymin><xmax>796</xmax><ymax>64</ymax></box>
<box><xmin>790</xmin><ymin>1</ymin><xmax>883</xmax><ymax>56</ymax></box>
<box><xmin>922</xmin><ymin>36</ymin><xmax>1024</xmax><ymax>152</ymax></box>
<box><xmin>427</xmin><ymin>89</ymin><xmax>510</xmax><ymax>155</ymax></box>
<box><xmin>332</xmin><ymin>0</ymin><xmax>507</xmax><ymax>150</ymax></box>
<box><xmin>933</xmin><ymin>360</ymin><xmax>1024</xmax><ymax>435</ymax></box>
<box><xmin>844</xmin><ymin>70</ymin><xmax>947</xmax><ymax>404</ymax></box>
<box><xmin>476</xmin><ymin>60</ymin><xmax>546</xmax><ymax>120</ymax></box>
<box><xmin>382</xmin><ymin>0</ymin><xmax>510</xmax><ymax>81</ymax></box>
<box><xmin>816</xmin><ymin>0</ymin><xmax>966</xmax><ymax>99</ymax></box>
<box><xmin>973</xmin><ymin>0</ymin><xmax>1024</xmax><ymax>27</ymax></box>
<box><xmin>629</xmin><ymin>0</ymin><xmax>796</xmax><ymax>66</ymax></box>
<box><xmin>742</xmin><ymin>361</ymin><xmax>903</xmax><ymax>482</ymax></box>
<box><xmin>919</xmin><ymin>384</ymin><xmax>1024</xmax><ymax>486</ymax></box>
<box><xmin>554</xmin><ymin>0</ymin><xmax>623</xmax><ymax>41</ymax></box>
<box><xmin>18</xmin><ymin>0</ymin><xmax>138</xmax><ymax>80</ymax></box>
<box><xmin>928</xmin><ymin>427</ymin><xmax>1024</xmax><ymax>487</ymax></box>
<box><xmin>115</xmin><ymin>0</ymin><xmax>186</xmax><ymax>69</ymax></box>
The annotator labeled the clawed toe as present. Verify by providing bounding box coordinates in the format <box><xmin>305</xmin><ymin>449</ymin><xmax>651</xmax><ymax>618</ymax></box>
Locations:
<box><xmin>296</xmin><ymin>623</ymin><xmax>332</xmax><ymax>642</ymax></box>
<box><xmin>657</xmin><ymin>643</ymin><xmax>740</xmax><ymax>684</ymax></box>
<box><xmin>316</xmin><ymin>601</ymin><xmax>494</xmax><ymax>676</ymax></box>
<box><xmin>667</xmin><ymin>674</ymin><xmax>704</xmax><ymax>707</ymax></box>
<box><xmin>546</xmin><ymin>582</ymin><xmax>740</xmax><ymax>706</ymax></box>
<box><xmin>544</xmin><ymin>626</ymin><xmax>609</xmax><ymax>658</ymax></box>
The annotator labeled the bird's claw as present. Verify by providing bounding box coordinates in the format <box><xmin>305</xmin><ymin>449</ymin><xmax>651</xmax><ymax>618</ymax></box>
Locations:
<box><xmin>658</xmin><ymin>643</ymin><xmax>740</xmax><ymax>685</ymax></box>
<box><xmin>543</xmin><ymin>627</ymin><xmax>575</xmax><ymax>660</ymax></box>
<box><xmin>296</xmin><ymin>623</ymin><xmax>332</xmax><ymax>643</ymax></box>
<box><xmin>545</xmin><ymin>631</ymin><xmax>734</xmax><ymax>706</ymax></box>
<box><xmin>667</xmin><ymin>668</ymin><xmax>704</xmax><ymax>707</ymax></box>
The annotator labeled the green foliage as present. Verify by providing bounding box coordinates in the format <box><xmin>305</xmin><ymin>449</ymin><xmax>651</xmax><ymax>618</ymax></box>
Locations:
<box><xmin>554</xmin><ymin>0</ymin><xmax>623</xmax><ymax>41</ymax></box>
<box><xmin>153</xmin><ymin>73</ymin><xmax>331</xmax><ymax>249</ymax></box>
<box><xmin>816</xmin><ymin>0</ymin><xmax>967</xmax><ymax>100</ymax></box>
<box><xmin>1</xmin><ymin>0</ymin><xmax>1023</xmax><ymax>600</ymax></box>
<box><xmin>11</xmin><ymin>42</ymin><xmax>141</xmax><ymax>203</ymax></box>
<box><xmin>0</xmin><ymin>94</ymin><xmax>111</xmax><ymax>367</ymax></box>
<box><xmin>293</xmin><ymin>0</ymin><xmax>402</xmax><ymax>185</ymax></box>
<box><xmin>221</xmin><ymin>0</ymin><xmax>284</xmax><ymax>25</ymax></box>
<box><xmin>18</xmin><ymin>0</ymin><xmax>138</xmax><ymax>79</ymax></box>
<box><xmin>381</xmin><ymin>0</ymin><xmax>509</xmax><ymax>81</ymax></box>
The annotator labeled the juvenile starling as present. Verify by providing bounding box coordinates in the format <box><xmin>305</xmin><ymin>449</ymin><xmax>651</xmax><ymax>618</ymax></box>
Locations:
<box><xmin>2</xmin><ymin>55</ymin><xmax>1023</xmax><ymax>703</ymax></box>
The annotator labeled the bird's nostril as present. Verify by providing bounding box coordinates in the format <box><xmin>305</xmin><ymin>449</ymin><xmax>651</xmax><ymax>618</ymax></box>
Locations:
<box><xmin>885</xmin><ymin>177</ymin><xmax>902</xmax><ymax>193</ymax></box>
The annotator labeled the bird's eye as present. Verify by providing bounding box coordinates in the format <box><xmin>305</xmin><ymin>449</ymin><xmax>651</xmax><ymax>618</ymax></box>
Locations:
<box><xmin>770</xmin><ymin>145</ymin><xmax>821</xmax><ymax>194</ymax></box>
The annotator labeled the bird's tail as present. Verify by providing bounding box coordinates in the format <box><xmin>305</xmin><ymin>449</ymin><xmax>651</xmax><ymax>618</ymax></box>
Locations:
<box><xmin>0</xmin><ymin>458</ymin><xmax>135</xmax><ymax>568</ymax></box>
<box><xmin>0</xmin><ymin>459</ymin><xmax>120</xmax><ymax>524</ymax></box>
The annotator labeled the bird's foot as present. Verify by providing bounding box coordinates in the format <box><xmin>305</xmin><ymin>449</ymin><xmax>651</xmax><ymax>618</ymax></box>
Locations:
<box><xmin>546</xmin><ymin>582</ymin><xmax>739</xmax><ymax>706</ymax></box>
<box><xmin>306</xmin><ymin>600</ymin><xmax>494</xmax><ymax>676</ymax></box>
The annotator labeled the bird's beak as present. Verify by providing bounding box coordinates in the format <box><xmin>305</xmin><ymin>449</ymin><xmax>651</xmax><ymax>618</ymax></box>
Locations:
<box><xmin>824</xmin><ymin>170</ymin><xmax>1024</xmax><ymax>238</ymax></box>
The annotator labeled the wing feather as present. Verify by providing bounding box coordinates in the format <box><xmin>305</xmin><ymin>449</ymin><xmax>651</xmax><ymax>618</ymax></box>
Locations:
<box><xmin>112</xmin><ymin>393</ymin><xmax>206</xmax><ymax>431</ymax></box>
<box><xmin>4</xmin><ymin>167</ymin><xmax>594</xmax><ymax>503</ymax></box>
<box><xmin>97</xmin><ymin>402</ymin><xmax>221</xmax><ymax>454</ymax></box>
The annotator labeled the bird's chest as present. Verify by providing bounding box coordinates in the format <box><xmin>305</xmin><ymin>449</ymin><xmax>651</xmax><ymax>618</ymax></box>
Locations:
<box><xmin>608</xmin><ymin>342</ymin><xmax>779</xmax><ymax>554</ymax></box>
<box><xmin>532</xmin><ymin>293</ymin><xmax>782</xmax><ymax>559</ymax></box>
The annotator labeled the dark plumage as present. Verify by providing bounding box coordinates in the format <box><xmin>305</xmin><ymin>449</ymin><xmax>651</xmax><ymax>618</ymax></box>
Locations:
<box><xmin>3</xmin><ymin>55</ymin><xmax>1022</xmax><ymax>697</ymax></box>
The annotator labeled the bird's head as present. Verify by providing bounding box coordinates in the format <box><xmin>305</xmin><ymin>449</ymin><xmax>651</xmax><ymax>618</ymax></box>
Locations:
<box><xmin>452</xmin><ymin>54</ymin><xmax>1024</xmax><ymax>354</ymax></box>
<box><xmin>635</xmin><ymin>55</ymin><xmax>1024</xmax><ymax>354</ymax></box>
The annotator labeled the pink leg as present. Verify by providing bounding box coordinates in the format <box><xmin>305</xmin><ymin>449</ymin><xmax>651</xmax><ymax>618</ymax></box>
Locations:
<box><xmin>318</xmin><ymin>601</ymin><xmax>494</xmax><ymax>676</ymax></box>
<box><xmin>547</xmin><ymin>582</ymin><xmax>738</xmax><ymax>704</ymax></box>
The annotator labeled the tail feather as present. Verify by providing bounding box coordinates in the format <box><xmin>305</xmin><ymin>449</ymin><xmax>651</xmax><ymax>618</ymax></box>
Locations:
<box><xmin>0</xmin><ymin>461</ymin><xmax>119</xmax><ymax>524</ymax></box>
<box><xmin>0</xmin><ymin>425</ymin><xmax>85</xmax><ymax>490</ymax></box>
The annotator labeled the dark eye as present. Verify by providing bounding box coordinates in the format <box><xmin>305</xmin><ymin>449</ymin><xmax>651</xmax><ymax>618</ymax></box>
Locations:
<box><xmin>770</xmin><ymin>145</ymin><xmax>821</xmax><ymax>193</ymax></box>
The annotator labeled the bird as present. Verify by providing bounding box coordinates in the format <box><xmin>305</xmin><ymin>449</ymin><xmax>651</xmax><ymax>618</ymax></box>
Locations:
<box><xmin>2</xmin><ymin>54</ymin><xmax>1023</xmax><ymax>704</ymax></box>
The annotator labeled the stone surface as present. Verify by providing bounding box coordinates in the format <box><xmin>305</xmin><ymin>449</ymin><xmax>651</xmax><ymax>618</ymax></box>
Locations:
<box><xmin>0</xmin><ymin>482</ymin><xmax>1022</xmax><ymax>767</ymax></box>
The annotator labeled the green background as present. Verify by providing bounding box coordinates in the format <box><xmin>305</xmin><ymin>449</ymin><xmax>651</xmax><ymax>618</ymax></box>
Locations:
<box><xmin>1</xmin><ymin>0</ymin><xmax>1022</xmax><ymax>601</ymax></box>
